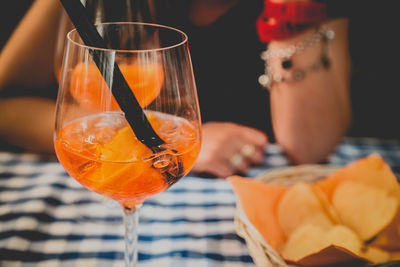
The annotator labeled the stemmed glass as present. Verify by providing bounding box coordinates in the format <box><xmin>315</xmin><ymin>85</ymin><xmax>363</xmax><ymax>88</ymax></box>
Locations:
<box><xmin>54</xmin><ymin>22</ymin><xmax>201</xmax><ymax>266</ymax></box>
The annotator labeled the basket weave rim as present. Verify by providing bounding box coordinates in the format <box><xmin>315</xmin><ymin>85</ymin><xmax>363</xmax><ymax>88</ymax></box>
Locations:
<box><xmin>255</xmin><ymin>164</ymin><xmax>340</xmax><ymax>185</ymax></box>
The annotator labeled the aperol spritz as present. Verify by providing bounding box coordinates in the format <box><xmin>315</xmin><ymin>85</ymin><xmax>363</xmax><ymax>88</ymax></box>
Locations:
<box><xmin>54</xmin><ymin>22</ymin><xmax>201</xmax><ymax>266</ymax></box>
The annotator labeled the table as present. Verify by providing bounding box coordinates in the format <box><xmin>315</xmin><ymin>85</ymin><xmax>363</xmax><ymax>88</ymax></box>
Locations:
<box><xmin>1</xmin><ymin>137</ymin><xmax>400</xmax><ymax>267</ymax></box>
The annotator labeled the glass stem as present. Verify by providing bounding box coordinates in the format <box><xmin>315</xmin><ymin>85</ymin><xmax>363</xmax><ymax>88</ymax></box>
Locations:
<box><xmin>123</xmin><ymin>205</ymin><xmax>141</xmax><ymax>267</ymax></box>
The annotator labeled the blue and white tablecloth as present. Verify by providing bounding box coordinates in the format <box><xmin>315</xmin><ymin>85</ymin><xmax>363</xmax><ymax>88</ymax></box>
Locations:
<box><xmin>1</xmin><ymin>137</ymin><xmax>400</xmax><ymax>267</ymax></box>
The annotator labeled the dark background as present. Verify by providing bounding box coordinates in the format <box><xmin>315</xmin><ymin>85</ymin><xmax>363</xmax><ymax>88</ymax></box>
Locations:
<box><xmin>346</xmin><ymin>1</ymin><xmax>400</xmax><ymax>139</ymax></box>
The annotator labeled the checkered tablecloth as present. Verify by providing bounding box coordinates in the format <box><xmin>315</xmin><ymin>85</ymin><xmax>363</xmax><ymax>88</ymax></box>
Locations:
<box><xmin>1</xmin><ymin>137</ymin><xmax>400</xmax><ymax>267</ymax></box>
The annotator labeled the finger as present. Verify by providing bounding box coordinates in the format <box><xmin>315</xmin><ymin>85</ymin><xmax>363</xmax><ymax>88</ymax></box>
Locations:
<box><xmin>229</xmin><ymin>153</ymin><xmax>252</xmax><ymax>175</ymax></box>
<box><xmin>238</xmin><ymin>126</ymin><xmax>269</xmax><ymax>148</ymax></box>
<box><xmin>235</xmin><ymin>162</ymin><xmax>252</xmax><ymax>175</ymax></box>
<box><xmin>240</xmin><ymin>144</ymin><xmax>256</xmax><ymax>158</ymax></box>
<box><xmin>193</xmin><ymin>156</ymin><xmax>237</xmax><ymax>178</ymax></box>
<box><xmin>245</xmin><ymin>147</ymin><xmax>265</xmax><ymax>165</ymax></box>
<box><xmin>237</xmin><ymin>142</ymin><xmax>266</xmax><ymax>164</ymax></box>
<box><xmin>213</xmin><ymin>164</ymin><xmax>237</xmax><ymax>178</ymax></box>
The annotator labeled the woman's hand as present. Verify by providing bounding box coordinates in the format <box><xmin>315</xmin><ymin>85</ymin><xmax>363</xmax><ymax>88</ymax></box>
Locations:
<box><xmin>192</xmin><ymin>122</ymin><xmax>268</xmax><ymax>178</ymax></box>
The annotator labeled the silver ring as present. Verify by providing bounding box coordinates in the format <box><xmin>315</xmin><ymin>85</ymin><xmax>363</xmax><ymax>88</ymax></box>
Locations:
<box><xmin>240</xmin><ymin>144</ymin><xmax>255</xmax><ymax>158</ymax></box>
<box><xmin>230</xmin><ymin>153</ymin><xmax>243</xmax><ymax>169</ymax></box>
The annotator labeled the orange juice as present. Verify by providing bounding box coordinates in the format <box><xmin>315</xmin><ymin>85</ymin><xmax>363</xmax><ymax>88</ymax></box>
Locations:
<box><xmin>54</xmin><ymin>111</ymin><xmax>200</xmax><ymax>208</ymax></box>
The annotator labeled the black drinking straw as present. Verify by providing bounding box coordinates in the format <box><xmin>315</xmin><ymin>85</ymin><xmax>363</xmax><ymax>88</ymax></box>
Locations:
<box><xmin>59</xmin><ymin>0</ymin><xmax>165</xmax><ymax>149</ymax></box>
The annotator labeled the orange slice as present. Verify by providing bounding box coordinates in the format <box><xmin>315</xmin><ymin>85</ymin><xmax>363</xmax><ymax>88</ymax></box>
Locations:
<box><xmin>93</xmin><ymin>126</ymin><xmax>152</xmax><ymax>189</ymax></box>
<box><xmin>96</xmin><ymin>125</ymin><xmax>167</xmax><ymax>206</ymax></box>
<box><xmin>70</xmin><ymin>62</ymin><xmax>164</xmax><ymax>111</ymax></box>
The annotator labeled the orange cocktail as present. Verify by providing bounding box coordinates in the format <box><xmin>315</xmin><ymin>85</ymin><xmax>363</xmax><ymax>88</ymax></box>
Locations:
<box><xmin>55</xmin><ymin>112</ymin><xmax>200</xmax><ymax>207</ymax></box>
<box><xmin>55</xmin><ymin>22</ymin><xmax>201</xmax><ymax>266</ymax></box>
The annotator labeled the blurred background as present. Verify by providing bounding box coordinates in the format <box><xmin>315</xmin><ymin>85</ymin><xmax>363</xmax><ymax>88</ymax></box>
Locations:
<box><xmin>345</xmin><ymin>1</ymin><xmax>400</xmax><ymax>139</ymax></box>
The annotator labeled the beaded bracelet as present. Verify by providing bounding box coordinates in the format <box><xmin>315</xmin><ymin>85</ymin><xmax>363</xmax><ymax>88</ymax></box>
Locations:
<box><xmin>258</xmin><ymin>26</ymin><xmax>335</xmax><ymax>90</ymax></box>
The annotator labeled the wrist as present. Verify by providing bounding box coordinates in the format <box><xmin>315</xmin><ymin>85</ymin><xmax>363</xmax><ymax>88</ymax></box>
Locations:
<box><xmin>258</xmin><ymin>25</ymin><xmax>335</xmax><ymax>90</ymax></box>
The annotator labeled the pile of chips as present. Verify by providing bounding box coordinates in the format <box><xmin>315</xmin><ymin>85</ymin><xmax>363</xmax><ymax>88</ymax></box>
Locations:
<box><xmin>229</xmin><ymin>154</ymin><xmax>400</xmax><ymax>265</ymax></box>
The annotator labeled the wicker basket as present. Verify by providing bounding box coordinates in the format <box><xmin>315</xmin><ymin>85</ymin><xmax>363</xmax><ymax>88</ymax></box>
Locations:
<box><xmin>234</xmin><ymin>164</ymin><xmax>340</xmax><ymax>267</ymax></box>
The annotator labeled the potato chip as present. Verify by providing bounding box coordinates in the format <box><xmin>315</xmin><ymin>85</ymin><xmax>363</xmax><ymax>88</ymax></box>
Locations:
<box><xmin>390</xmin><ymin>251</ymin><xmax>400</xmax><ymax>260</ymax></box>
<box><xmin>332</xmin><ymin>180</ymin><xmax>398</xmax><ymax>241</ymax></box>
<box><xmin>360</xmin><ymin>246</ymin><xmax>390</xmax><ymax>263</ymax></box>
<box><xmin>316</xmin><ymin>154</ymin><xmax>400</xmax><ymax>202</ymax></box>
<box><xmin>281</xmin><ymin>224</ymin><xmax>328</xmax><ymax>261</ymax></box>
<box><xmin>277</xmin><ymin>182</ymin><xmax>334</xmax><ymax>237</ymax></box>
<box><xmin>281</xmin><ymin>224</ymin><xmax>362</xmax><ymax>261</ymax></box>
<box><xmin>325</xmin><ymin>224</ymin><xmax>362</xmax><ymax>255</ymax></box>
<box><xmin>313</xmin><ymin>186</ymin><xmax>341</xmax><ymax>224</ymax></box>
<box><xmin>371</xmin><ymin>210</ymin><xmax>400</xmax><ymax>251</ymax></box>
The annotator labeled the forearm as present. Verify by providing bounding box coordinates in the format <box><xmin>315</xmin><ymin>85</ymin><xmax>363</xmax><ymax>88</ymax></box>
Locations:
<box><xmin>0</xmin><ymin>98</ymin><xmax>56</xmax><ymax>154</ymax></box>
<box><xmin>0</xmin><ymin>0</ymin><xmax>62</xmax><ymax>89</ymax></box>
<box><xmin>269</xmin><ymin>19</ymin><xmax>351</xmax><ymax>163</ymax></box>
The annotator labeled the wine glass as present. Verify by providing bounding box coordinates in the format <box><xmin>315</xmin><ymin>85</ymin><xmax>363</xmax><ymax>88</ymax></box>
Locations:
<box><xmin>53</xmin><ymin>0</ymin><xmax>159</xmax><ymax>212</ymax></box>
<box><xmin>54</xmin><ymin>22</ymin><xmax>201</xmax><ymax>266</ymax></box>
